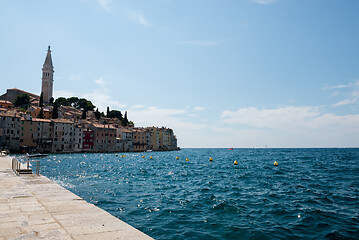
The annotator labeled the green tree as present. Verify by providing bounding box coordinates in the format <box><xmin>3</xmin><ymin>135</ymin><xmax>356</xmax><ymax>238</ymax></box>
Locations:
<box><xmin>76</xmin><ymin>98</ymin><xmax>95</xmax><ymax>111</ymax></box>
<box><xmin>37</xmin><ymin>108</ymin><xmax>44</xmax><ymax>119</ymax></box>
<box><xmin>107</xmin><ymin>110</ymin><xmax>123</xmax><ymax>120</ymax></box>
<box><xmin>68</xmin><ymin>97</ymin><xmax>79</xmax><ymax>107</ymax></box>
<box><xmin>52</xmin><ymin>102</ymin><xmax>59</xmax><ymax>119</ymax></box>
<box><xmin>49</xmin><ymin>97</ymin><xmax>54</xmax><ymax>104</ymax></box>
<box><xmin>81</xmin><ymin>109</ymin><xmax>87</xmax><ymax>119</ymax></box>
<box><xmin>94</xmin><ymin>108</ymin><xmax>101</xmax><ymax>120</ymax></box>
<box><xmin>39</xmin><ymin>92</ymin><xmax>43</xmax><ymax>107</ymax></box>
<box><xmin>14</xmin><ymin>93</ymin><xmax>30</xmax><ymax>109</ymax></box>
<box><xmin>106</xmin><ymin>106</ymin><xmax>110</xmax><ymax>117</ymax></box>
<box><xmin>122</xmin><ymin>111</ymin><xmax>129</xmax><ymax>126</ymax></box>
<box><xmin>55</xmin><ymin>97</ymin><xmax>70</xmax><ymax>106</ymax></box>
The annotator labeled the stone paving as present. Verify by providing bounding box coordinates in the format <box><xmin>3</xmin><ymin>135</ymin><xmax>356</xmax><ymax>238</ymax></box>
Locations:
<box><xmin>0</xmin><ymin>156</ymin><xmax>153</xmax><ymax>240</ymax></box>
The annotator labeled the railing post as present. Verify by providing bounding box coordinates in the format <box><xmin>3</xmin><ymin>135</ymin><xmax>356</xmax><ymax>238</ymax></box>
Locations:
<box><xmin>36</xmin><ymin>161</ymin><xmax>39</xmax><ymax>175</ymax></box>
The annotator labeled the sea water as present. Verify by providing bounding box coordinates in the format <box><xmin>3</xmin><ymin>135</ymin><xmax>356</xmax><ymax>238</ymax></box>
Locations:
<box><xmin>39</xmin><ymin>148</ymin><xmax>359</xmax><ymax>239</ymax></box>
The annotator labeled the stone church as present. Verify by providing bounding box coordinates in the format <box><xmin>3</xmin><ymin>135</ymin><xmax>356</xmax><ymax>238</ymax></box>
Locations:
<box><xmin>0</xmin><ymin>46</ymin><xmax>54</xmax><ymax>104</ymax></box>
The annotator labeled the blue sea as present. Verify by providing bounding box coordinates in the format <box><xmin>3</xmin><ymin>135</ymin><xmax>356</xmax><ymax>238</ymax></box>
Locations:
<box><xmin>39</xmin><ymin>148</ymin><xmax>359</xmax><ymax>239</ymax></box>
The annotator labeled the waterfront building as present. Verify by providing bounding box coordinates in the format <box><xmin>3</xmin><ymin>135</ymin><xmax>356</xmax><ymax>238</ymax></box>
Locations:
<box><xmin>0</xmin><ymin>113</ymin><xmax>21</xmax><ymax>152</ymax></box>
<box><xmin>32</xmin><ymin>118</ymin><xmax>53</xmax><ymax>152</ymax></box>
<box><xmin>41</xmin><ymin>46</ymin><xmax>54</xmax><ymax>103</ymax></box>
<box><xmin>115</xmin><ymin>138</ymin><xmax>124</xmax><ymax>152</ymax></box>
<box><xmin>145</xmin><ymin>129</ymin><xmax>152</xmax><ymax>151</ymax></box>
<box><xmin>91</xmin><ymin>124</ymin><xmax>117</xmax><ymax>152</ymax></box>
<box><xmin>117</xmin><ymin>127</ymin><xmax>134</xmax><ymax>152</ymax></box>
<box><xmin>19</xmin><ymin>117</ymin><xmax>37</xmax><ymax>152</ymax></box>
<box><xmin>52</xmin><ymin>119</ymin><xmax>75</xmax><ymax>152</ymax></box>
<box><xmin>73</xmin><ymin>125</ymin><xmax>83</xmax><ymax>152</ymax></box>
<box><xmin>171</xmin><ymin>135</ymin><xmax>178</xmax><ymax>150</ymax></box>
<box><xmin>161</xmin><ymin>128</ymin><xmax>170</xmax><ymax>150</ymax></box>
<box><xmin>147</xmin><ymin>127</ymin><xmax>160</xmax><ymax>151</ymax></box>
<box><xmin>133</xmin><ymin>128</ymin><xmax>146</xmax><ymax>152</ymax></box>
<box><xmin>82</xmin><ymin>129</ymin><xmax>94</xmax><ymax>151</ymax></box>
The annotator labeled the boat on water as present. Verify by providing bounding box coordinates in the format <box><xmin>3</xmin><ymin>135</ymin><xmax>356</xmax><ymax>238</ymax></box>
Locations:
<box><xmin>228</xmin><ymin>148</ymin><xmax>234</xmax><ymax>150</ymax></box>
<box><xmin>27</xmin><ymin>153</ymin><xmax>48</xmax><ymax>158</ymax></box>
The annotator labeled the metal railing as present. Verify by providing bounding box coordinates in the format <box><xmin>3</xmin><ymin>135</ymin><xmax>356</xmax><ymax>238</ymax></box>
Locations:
<box><xmin>12</xmin><ymin>156</ymin><xmax>40</xmax><ymax>176</ymax></box>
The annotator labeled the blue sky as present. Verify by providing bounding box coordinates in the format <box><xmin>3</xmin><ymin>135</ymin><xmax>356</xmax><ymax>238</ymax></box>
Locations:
<box><xmin>1</xmin><ymin>0</ymin><xmax>359</xmax><ymax>147</ymax></box>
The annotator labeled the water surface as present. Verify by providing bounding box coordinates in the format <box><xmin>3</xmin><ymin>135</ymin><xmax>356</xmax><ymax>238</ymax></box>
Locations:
<box><xmin>39</xmin><ymin>148</ymin><xmax>359</xmax><ymax>239</ymax></box>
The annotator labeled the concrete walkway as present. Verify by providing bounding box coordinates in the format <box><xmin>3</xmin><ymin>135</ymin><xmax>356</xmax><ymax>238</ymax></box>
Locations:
<box><xmin>0</xmin><ymin>155</ymin><xmax>153</xmax><ymax>240</ymax></box>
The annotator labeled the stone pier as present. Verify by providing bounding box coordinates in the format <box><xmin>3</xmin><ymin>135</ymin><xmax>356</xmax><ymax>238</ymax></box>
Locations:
<box><xmin>0</xmin><ymin>155</ymin><xmax>153</xmax><ymax>240</ymax></box>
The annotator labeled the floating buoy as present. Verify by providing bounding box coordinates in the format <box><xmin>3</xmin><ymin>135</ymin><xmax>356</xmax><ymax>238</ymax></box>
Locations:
<box><xmin>234</xmin><ymin>160</ymin><xmax>238</xmax><ymax>165</ymax></box>
<box><xmin>122</xmin><ymin>155</ymin><xmax>125</xmax><ymax>158</ymax></box>
<box><xmin>142</xmin><ymin>155</ymin><xmax>145</xmax><ymax>158</ymax></box>
<box><xmin>274</xmin><ymin>161</ymin><xmax>278</xmax><ymax>166</ymax></box>
<box><xmin>150</xmin><ymin>156</ymin><xmax>153</xmax><ymax>159</ymax></box>
<box><xmin>116</xmin><ymin>154</ymin><xmax>118</xmax><ymax>156</ymax></box>
<box><xmin>209</xmin><ymin>157</ymin><xmax>213</xmax><ymax>161</ymax></box>
<box><xmin>186</xmin><ymin>158</ymin><xmax>189</xmax><ymax>161</ymax></box>
<box><xmin>176</xmin><ymin>156</ymin><xmax>179</xmax><ymax>160</ymax></box>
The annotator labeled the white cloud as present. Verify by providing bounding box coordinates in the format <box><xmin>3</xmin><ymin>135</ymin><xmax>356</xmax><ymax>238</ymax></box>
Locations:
<box><xmin>124</xmin><ymin>10</ymin><xmax>151</xmax><ymax>26</ymax></box>
<box><xmin>193</xmin><ymin>106</ymin><xmax>205</xmax><ymax>111</ymax></box>
<box><xmin>333</xmin><ymin>98</ymin><xmax>357</xmax><ymax>107</ymax></box>
<box><xmin>181</xmin><ymin>40</ymin><xmax>219</xmax><ymax>46</ymax></box>
<box><xmin>324</xmin><ymin>83</ymin><xmax>351</xmax><ymax>90</ymax></box>
<box><xmin>324</xmin><ymin>80</ymin><xmax>359</xmax><ymax>107</ymax></box>
<box><xmin>94</xmin><ymin>77</ymin><xmax>109</xmax><ymax>92</ymax></box>
<box><xmin>221</xmin><ymin>106</ymin><xmax>359</xmax><ymax>132</ymax></box>
<box><xmin>324</xmin><ymin>80</ymin><xmax>359</xmax><ymax>90</ymax></box>
<box><xmin>220</xmin><ymin>106</ymin><xmax>359</xmax><ymax>147</ymax></box>
<box><xmin>222</xmin><ymin>106</ymin><xmax>320</xmax><ymax>130</ymax></box>
<box><xmin>98</xmin><ymin>0</ymin><xmax>112</xmax><ymax>11</ymax></box>
<box><xmin>82</xmin><ymin>77</ymin><xmax>126</xmax><ymax>111</ymax></box>
<box><xmin>95</xmin><ymin>77</ymin><xmax>107</xmax><ymax>87</ymax></box>
<box><xmin>252</xmin><ymin>0</ymin><xmax>278</xmax><ymax>4</ymax></box>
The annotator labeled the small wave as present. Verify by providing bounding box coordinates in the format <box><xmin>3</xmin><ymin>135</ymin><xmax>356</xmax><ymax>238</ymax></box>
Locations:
<box><xmin>212</xmin><ymin>202</ymin><xmax>238</xmax><ymax>213</ymax></box>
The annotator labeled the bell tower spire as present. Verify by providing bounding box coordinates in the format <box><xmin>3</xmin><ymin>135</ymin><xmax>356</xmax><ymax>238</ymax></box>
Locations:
<box><xmin>41</xmin><ymin>45</ymin><xmax>54</xmax><ymax>103</ymax></box>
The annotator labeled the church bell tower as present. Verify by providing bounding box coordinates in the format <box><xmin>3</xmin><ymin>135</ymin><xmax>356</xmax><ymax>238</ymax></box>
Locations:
<box><xmin>41</xmin><ymin>46</ymin><xmax>54</xmax><ymax>103</ymax></box>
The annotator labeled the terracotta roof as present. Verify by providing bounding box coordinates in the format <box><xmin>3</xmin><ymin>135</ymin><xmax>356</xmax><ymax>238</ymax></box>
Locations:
<box><xmin>92</xmin><ymin>123</ymin><xmax>117</xmax><ymax>129</ymax></box>
<box><xmin>52</xmin><ymin>119</ymin><xmax>74</xmax><ymax>124</ymax></box>
<box><xmin>0</xmin><ymin>112</ymin><xmax>18</xmax><ymax>117</ymax></box>
<box><xmin>32</xmin><ymin>118</ymin><xmax>52</xmax><ymax>123</ymax></box>
<box><xmin>0</xmin><ymin>100</ymin><xmax>12</xmax><ymax>104</ymax></box>
<box><xmin>120</xmin><ymin>128</ymin><xmax>133</xmax><ymax>133</ymax></box>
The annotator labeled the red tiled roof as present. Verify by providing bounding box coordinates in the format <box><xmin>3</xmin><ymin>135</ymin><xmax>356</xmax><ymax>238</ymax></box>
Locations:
<box><xmin>52</xmin><ymin>119</ymin><xmax>74</xmax><ymax>124</ymax></box>
<box><xmin>32</xmin><ymin>118</ymin><xmax>52</xmax><ymax>123</ymax></box>
<box><xmin>0</xmin><ymin>100</ymin><xmax>12</xmax><ymax>104</ymax></box>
